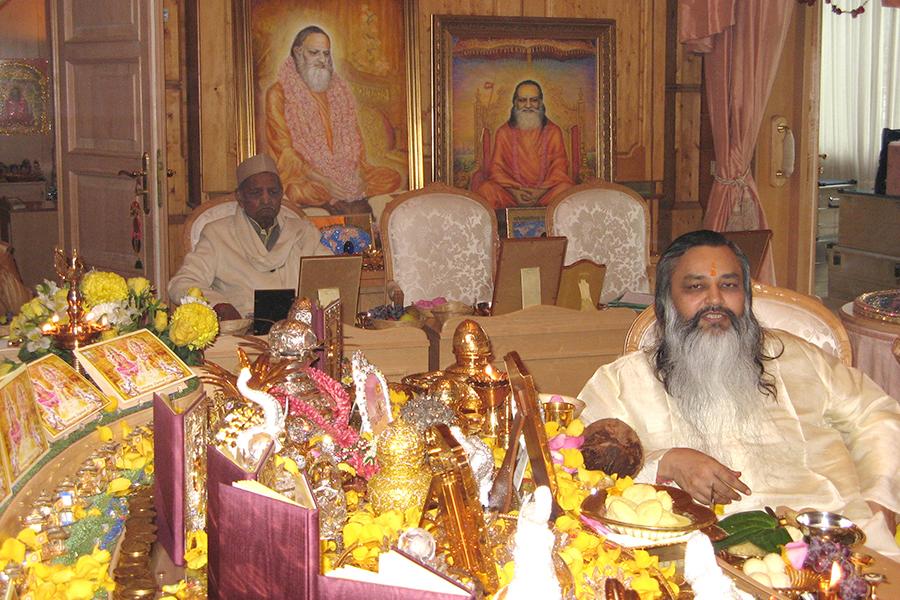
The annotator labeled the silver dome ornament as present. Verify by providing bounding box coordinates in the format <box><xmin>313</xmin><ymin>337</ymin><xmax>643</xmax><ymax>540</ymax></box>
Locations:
<box><xmin>268</xmin><ymin>297</ymin><xmax>320</xmax><ymax>362</ymax></box>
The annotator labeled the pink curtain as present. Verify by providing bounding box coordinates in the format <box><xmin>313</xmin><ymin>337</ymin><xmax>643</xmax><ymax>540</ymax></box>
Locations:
<box><xmin>679</xmin><ymin>0</ymin><xmax>794</xmax><ymax>285</ymax></box>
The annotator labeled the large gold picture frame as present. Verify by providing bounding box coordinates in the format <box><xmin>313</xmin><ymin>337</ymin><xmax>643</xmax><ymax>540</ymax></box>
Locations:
<box><xmin>0</xmin><ymin>59</ymin><xmax>50</xmax><ymax>136</ymax></box>
<box><xmin>432</xmin><ymin>16</ymin><xmax>615</xmax><ymax>198</ymax></box>
<box><xmin>233</xmin><ymin>0</ymin><xmax>424</xmax><ymax>211</ymax></box>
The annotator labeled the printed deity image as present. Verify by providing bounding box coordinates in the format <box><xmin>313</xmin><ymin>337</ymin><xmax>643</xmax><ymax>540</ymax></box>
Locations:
<box><xmin>28</xmin><ymin>354</ymin><xmax>108</xmax><ymax>437</ymax></box>
<box><xmin>78</xmin><ymin>330</ymin><xmax>193</xmax><ymax>401</ymax></box>
<box><xmin>0</xmin><ymin>369</ymin><xmax>48</xmax><ymax>483</ymax></box>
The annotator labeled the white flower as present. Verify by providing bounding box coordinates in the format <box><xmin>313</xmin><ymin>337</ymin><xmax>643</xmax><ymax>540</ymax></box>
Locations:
<box><xmin>90</xmin><ymin>301</ymin><xmax>139</xmax><ymax>328</ymax></box>
<box><xmin>178</xmin><ymin>295</ymin><xmax>211</xmax><ymax>308</ymax></box>
<box><xmin>25</xmin><ymin>337</ymin><xmax>51</xmax><ymax>353</ymax></box>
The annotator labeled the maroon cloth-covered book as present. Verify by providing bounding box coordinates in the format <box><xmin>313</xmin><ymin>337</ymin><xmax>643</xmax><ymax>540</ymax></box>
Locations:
<box><xmin>216</xmin><ymin>483</ymin><xmax>320</xmax><ymax>599</ymax></box>
<box><xmin>153</xmin><ymin>392</ymin><xmax>206</xmax><ymax>566</ymax></box>
<box><xmin>206</xmin><ymin>443</ymin><xmax>273</xmax><ymax>599</ymax></box>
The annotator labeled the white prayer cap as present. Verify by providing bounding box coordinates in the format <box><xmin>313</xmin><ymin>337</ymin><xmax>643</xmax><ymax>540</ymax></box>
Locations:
<box><xmin>236</xmin><ymin>154</ymin><xmax>278</xmax><ymax>187</ymax></box>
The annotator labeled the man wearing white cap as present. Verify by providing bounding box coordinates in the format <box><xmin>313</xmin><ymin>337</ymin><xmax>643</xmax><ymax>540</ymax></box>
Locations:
<box><xmin>168</xmin><ymin>154</ymin><xmax>330</xmax><ymax>319</ymax></box>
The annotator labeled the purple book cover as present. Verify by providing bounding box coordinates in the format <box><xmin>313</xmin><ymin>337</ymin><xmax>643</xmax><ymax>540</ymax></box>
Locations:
<box><xmin>152</xmin><ymin>393</ymin><xmax>187</xmax><ymax>565</ymax></box>
<box><xmin>206</xmin><ymin>442</ymin><xmax>273</xmax><ymax>599</ymax></box>
<box><xmin>216</xmin><ymin>483</ymin><xmax>320</xmax><ymax>599</ymax></box>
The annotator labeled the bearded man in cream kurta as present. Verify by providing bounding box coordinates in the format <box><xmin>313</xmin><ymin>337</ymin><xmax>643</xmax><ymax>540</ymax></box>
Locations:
<box><xmin>168</xmin><ymin>154</ymin><xmax>330</xmax><ymax>319</ymax></box>
<box><xmin>579</xmin><ymin>230</ymin><xmax>900</xmax><ymax>557</ymax></box>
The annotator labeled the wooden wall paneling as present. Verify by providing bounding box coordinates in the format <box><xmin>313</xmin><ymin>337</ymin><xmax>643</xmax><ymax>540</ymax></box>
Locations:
<box><xmin>163</xmin><ymin>0</ymin><xmax>190</xmax><ymax>275</ymax></box>
<box><xmin>198</xmin><ymin>1</ymin><xmax>238</xmax><ymax>194</ymax></box>
<box><xmin>662</xmin><ymin>0</ymin><xmax>702</xmax><ymax>248</ymax></box>
<box><xmin>755</xmin><ymin>7</ymin><xmax>819</xmax><ymax>292</ymax></box>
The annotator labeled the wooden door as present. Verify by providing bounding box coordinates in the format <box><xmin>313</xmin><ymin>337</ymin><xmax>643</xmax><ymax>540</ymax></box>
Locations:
<box><xmin>52</xmin><ymin>0</ymin><xmax>167</xmax><ymax>283</ymax></box>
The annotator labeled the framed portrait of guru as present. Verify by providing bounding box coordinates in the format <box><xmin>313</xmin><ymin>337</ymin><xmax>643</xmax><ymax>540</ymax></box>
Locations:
<box><xmin>234</xmin><ymin>0</ymin><xmax>424</xmax><ymax>216</ymax></box>
<box><xmin>432</xmin><ymin>16</ymin><xmax>615</xmax><ymax>211</ymax></box>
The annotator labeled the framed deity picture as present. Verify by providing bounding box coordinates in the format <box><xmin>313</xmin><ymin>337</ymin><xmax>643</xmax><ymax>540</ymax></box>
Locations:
<box><xmin>0</xmin><ymin>59</ymin><xmax>50</xmax><ymax>135</ymax></box>
<box><xmin>27</xmin><ymin>354</ymin><xmax>110</xmax><ymax>440</ymax></box>
<box><xmin>0</xmin><ymin>365</ymin><xmax>48</xmax><ymax>485</ymax></box>
<box><xmin>432</xmin><ymin>16</ymin><xmax>615</xmax><ymax>209</ymax></box>
<box><xmin>75</xmin><ymin>330</ymin><xmax>195</xmax><ymax>409</ymax></box>
<box><xmin>234</xmin><ymin>0</ymin><xmax>423</xmax><ymax>216</ymax></box>
<box><xmin>505</xmin><ymin>207</ymin><xmax>547</xmax><ymax>239</ymax></box>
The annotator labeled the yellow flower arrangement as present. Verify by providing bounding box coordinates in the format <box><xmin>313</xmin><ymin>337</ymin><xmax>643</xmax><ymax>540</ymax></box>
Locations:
<box><xmin>184</xmin><ymin>530</ymin><xmax>208</xmax><ymax>570</ymax></box>
<box><xmin>80</xmin><ymin>271</ymin><xmax>129</xmax><ymax>307</ymax></box>
<box><xmin>154</xmin><ymin>309</ymin><xmax>168</xmax><ymax>332</ymax></box>
<box><xmin>126</xmin><ymin>276</ymin><xmax>151</xmax><ymax>296</ymax></box>
<box><xmin>168</xmin><ymin>303</ymin><xmax>219</xmax><ymax>350</ymax></box>
<box><xmin>321</xmin><ymin>505</ymin><xmax>421</xmax><ymax>572</ymax></box>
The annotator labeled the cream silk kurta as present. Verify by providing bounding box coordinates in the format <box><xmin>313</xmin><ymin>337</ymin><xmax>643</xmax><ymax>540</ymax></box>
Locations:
<box><xmin>579</xmin><ymin>331</ymin><xmax>900</xmax><ymax>557</ymax></box>
<box><xmin>168</xmin><ymin>209</ymin><xmax>330</xmax><ymax>315</ymax></box>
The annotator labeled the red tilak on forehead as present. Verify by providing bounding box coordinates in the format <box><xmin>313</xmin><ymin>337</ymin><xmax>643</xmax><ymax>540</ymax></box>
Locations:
<box><xmin>710</xmin><ymin>261</ymin><xmax>717</xmax><ymax>277</ymax></box>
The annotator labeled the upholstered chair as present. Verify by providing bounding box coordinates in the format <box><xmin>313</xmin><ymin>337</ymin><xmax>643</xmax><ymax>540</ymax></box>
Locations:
<box><xmin>623</xmin><ymin>282</ymin><xmax>853</xmax><ymax>366</ymax></box>
<box><xmin>546</xmin><ymin>181</ymin><xmax>652</xmax><ymax>303</ymax></box>
<box><xmin>381</xmin><ymin>184</ymin><xmax>498</xmax><ymax>305</ymax></box>
<box><xmin>181</xmin><ymin>196</ymin><xmax>308</xmax><ymax>254</ymax></box>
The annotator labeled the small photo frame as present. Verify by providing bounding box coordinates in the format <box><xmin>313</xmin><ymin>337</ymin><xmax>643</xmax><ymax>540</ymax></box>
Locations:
<box><xmin>0</xmin><ymin>59</ymin><xmax>50</xmax><ymax>135</ymax></box>
<box><xmin>298</xmin><ymin>255</ymin><xmax>363</xmax><ymax>324</ymax></box>
<box><xmin>0</xmin><ymin>365</ymin><xmax>48</xmax><ymax>485</ymax></box>
<box><xmin>505</xmin><ymin>207</ymin><xmax>547</xmax><ymax>238</ymax></box>
<box><xmin>556</xmin><ymin>259</ymin><xmax>607</xmax><ymax>311</ymax></box>
<box><xmin>27</xmin><ymin>354</ymin><xmax>110</xmax><ymax>440</ymax></box>
<box><xmin>351</xmin><ymin>350</ymin><xmax>391</xmax><ymax>435</ymax></box>
<box><xmin>491</xmin><ymin>237</ymin><xmax>567</xmax><ymax>316</ymax></box>
<box><xmin>75</xmin><ymin>330</ymin><xmax>195</xmax><ymax>409</ymax></box>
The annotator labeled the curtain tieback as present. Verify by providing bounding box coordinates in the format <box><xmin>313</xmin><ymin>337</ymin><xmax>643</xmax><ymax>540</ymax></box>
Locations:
<box><xmin>714</xmin><ymin>168</ymin><xmax>752</xmax><ymax>189</ymax></box>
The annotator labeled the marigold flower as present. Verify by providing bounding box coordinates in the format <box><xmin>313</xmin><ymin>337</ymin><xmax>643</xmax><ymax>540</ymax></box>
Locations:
<box><xmin>80</xmin><ymin>271</ymin><xmax>128</xmax><ymax>306</ymax></box>
<box><xmin>126</xmin><ymin>276</ymin><xmax>151</xmax><ymax>296</ymax></box>
<box><xmin>153</xmin><ymin>309</ymin><xmax>168</xmax><ymax>332</ymax></box>
<box><xmin>168</xmin><ymin>302</ymin><xmax>219</xmax><ymax>349</ymax></box>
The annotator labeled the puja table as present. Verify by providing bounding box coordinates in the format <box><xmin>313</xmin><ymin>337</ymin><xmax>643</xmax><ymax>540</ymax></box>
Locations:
<box><xmin>204</xmin><ymin>323</ymin><xmax>429</xmax><ymax>381</ymax></box>
<box><xmin>435</xmin><ymin>305</ymin><xmax>639</xmax><ymax>397</ymax></box>
<box><xmin>839</xmin><ymin>302</ymin><xmax>900</xmax><ymax>400</ymax></box>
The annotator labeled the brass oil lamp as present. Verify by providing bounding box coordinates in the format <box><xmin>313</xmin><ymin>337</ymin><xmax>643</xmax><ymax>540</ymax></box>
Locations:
<box><xmin>40</xmin><ymin>248</ymin><xmax>109</xmax><ymax>352</ymax></box>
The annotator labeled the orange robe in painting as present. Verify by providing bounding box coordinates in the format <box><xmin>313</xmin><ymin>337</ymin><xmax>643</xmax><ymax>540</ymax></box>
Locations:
<box><xmin>476</xmin><ymin>120</ymin><xmax>574</xmax><ymax>208</ymax></box>
<box><xmin>266</xmin><ymin>81</ymin><xmax>400</xmax><ymax>208</ymax></box>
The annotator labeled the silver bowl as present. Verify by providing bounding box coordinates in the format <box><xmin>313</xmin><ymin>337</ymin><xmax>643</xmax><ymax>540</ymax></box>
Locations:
<box><xmin>795</xmin><ymin>511</ymin><xmax>866</xmax><ymax>547</ymax></box>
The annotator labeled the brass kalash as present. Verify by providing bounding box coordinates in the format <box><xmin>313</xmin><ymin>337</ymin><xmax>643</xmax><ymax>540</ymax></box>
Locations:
<box><xmin>404</xmin><ymin>320</ymin><xmax>514</xmax><ymax>447</ymax></box>
<box><xmin>40</xmin><ymin>248</ymin><xmax>109</xmax><ymax>353</ymax></box>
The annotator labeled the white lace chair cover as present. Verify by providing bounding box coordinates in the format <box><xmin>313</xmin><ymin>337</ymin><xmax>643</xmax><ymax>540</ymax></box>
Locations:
<box><xmin>183</xmin><ymin>197</ymin><xmax>306</xmax><ymax>253</ymax></box>
<box><xmin>548</xmin><ymin>183</ymin><xmax>650</xmax><ymax>302</ymax></box>
<box><xmin>624</xmin><ymin>282</ymin><xmax>852</xmax><ymax>366</ymax></box>
<box><xmin>382</xmin><ymin>186</ymin><xmax>497</xmax><ymax>305</ymax></box>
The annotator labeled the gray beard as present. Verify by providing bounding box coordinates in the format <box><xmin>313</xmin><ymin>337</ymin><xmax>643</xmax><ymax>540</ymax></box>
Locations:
<box><xmin>661</xmin><ymin>297</ymin><xmax>777</xmax><ymax>469</ymax></box>
<box><xmin>296</xmin><ymin>57</ymin><xmax>333</xmax><ymax>93</ymax></box>
<box><xmin>512</xmin><ymin>107</ymin><xmax>545</xmax><ymax>131</ymax></box>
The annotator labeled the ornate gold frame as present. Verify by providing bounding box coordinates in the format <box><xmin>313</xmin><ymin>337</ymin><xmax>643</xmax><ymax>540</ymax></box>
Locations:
<box><xmin>0</xmin><ymin>60</ymin><xmax>50</xmax><ymax>135</ymax></box>
<box><xmin>232</xmin><ymin>0</ymin><xmax>424</xmax><ymax>190</ymax></box>
<box><xmin>431</xmin><ymin>15</ymin><xmax>616</xmax><ymax>186</ymax></box>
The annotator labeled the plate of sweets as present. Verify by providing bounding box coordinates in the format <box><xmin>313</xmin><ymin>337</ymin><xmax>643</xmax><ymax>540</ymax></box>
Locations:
<box><xmin>581</xmin><ymin>483</ymin><xmax>717</xmax><ymax>542</ymax></box>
